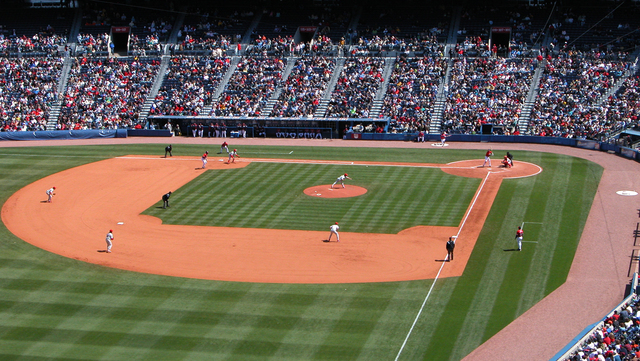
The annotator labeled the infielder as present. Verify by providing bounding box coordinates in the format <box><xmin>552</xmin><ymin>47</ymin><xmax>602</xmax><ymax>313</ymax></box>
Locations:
<box><xmin>328</xmin><ymin>222</ymin><xmax>340</xmax><ymax>242</ymax></box>
<box><xmin>106</xmin><ymin>229</ymin><xmax>114</xmax><ymax>253</ymax></box>
<box><xmin>201</xmin><ymin>151</ymin><xmax>209</xmax><ymax>169</ymax></box>
<box><xmin>45</xmin><ymin>186</ymin><xmax>56</xmax><ymax>202</ymax></box>
<box><xmin>482</xmin><ymin>149</ymin><xmax>493</xmax><ymax>167</ymax></box>
<box><xmin>515</xmin><ymin>226</ymin><xmax>523</xmax><ymax>251</ymax></box>
<box><xmin>219</xmin><ymin>141</ymin><xmax>229</xmax><ymax>154</ymax></box>
<box><xmin>162</xmin><ymin>191</ymin><xmax>172</xmax><ymax>209</ymax></box>
<box><xmin>227</xmin><ymin>149</ymin><xmax>239</xmax><ymax>163</ymax></box>
<box><xmin>331</xmin><ymin>173</ymin><xmax>352</xmax><ymax>189</ymax></box>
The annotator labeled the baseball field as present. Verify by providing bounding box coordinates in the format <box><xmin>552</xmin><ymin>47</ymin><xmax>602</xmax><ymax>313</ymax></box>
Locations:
<box><xmin>0</xmin><ymin>142</ymin><xmax>603</xmax><ymax>360</ymax></box>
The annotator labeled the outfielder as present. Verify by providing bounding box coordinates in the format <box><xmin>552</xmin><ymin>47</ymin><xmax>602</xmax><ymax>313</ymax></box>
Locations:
<box><xmin>482</xmin><ymin>149</ymin><xmax>493</xmax><ymax>167</ymax></box>
<box><xmin>201</xmin><ymin>151</ymin><xmax>209</xmax><ymax>169</ymax></box>
<box><xmin>331</xmin><ymin>173</ymin><xmax>352</xmax><ymax>189</ymax></box>
<box><xmin>328</xmin><ymin>222</ymin><xmax>340</xmax><ymax>242</ymax></box>
<box><xmin>227</xmin><ymin>149</ymin><xmax>239</xmax><ymax>163</ymax></box>
<box><xmin>515</xmin><ymin>226</ymin><xmax>523</xmax><ymax>251</ymax></box>
<box><xmin>45</xmin><ymin>186</ymin><xmax>56</xmax><ymax>202</ymax></box>
<box><xmin>106</xmin><ymin>229</ymin><xmax>114</xmax><ymax>253</ymax></box>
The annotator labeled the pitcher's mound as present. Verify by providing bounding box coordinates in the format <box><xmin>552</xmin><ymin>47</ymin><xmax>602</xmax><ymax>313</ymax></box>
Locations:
<box><xmin>304</xmin><ymin>185</ymin><xmax>368</xmax><ymax>198</ymax></box>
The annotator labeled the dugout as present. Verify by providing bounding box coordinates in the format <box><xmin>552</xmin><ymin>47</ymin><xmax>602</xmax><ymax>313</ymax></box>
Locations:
<box><xmin>148</xmin><ymin>116</ymin><xmax>390</xmax><ymax>139</ymax></box>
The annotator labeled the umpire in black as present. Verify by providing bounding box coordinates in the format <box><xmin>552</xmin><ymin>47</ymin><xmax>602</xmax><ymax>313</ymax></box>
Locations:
<box><xmin>446</xmin><ymin>236</ymin><xmax>456</xmax><ymax>261</ymax></box>
<box><xmin>164</xmin><ymin>144</ymin><xmax>173</xmax><ymax>158</ymax></box>
<box><xmin>162</xmin><ymin>191</ymin><xmax>172</xmax><ymax>209</ymax></box>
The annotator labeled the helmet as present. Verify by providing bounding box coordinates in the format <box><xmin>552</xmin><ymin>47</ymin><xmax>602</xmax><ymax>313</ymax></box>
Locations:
<box><xmin>205</xmin><ymin>151</ymin><xmax>209</xmax><ymax>154</ymax></box>
<box><xmin>344</xmin><ymin>173</ymin><xmax>348</xmax><ymax>176</ymax></box>
<box><xmin>234</xmin><ymin>149</ymin><xmax>237</xmax><ymax>152</ymax></box>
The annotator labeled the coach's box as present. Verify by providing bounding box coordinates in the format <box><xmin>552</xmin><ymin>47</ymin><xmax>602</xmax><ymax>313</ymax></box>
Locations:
<box><xmin>230</xmin><ymin>131</ymin><xmax>241</xmax><ymax>138</ymax></box>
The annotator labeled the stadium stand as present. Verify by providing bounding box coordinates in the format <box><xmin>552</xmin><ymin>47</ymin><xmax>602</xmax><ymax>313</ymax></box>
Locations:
<box><xmin>0</xmin><ymin>0</ymin><xmax>638</xmax><ymax>148</ymax></box>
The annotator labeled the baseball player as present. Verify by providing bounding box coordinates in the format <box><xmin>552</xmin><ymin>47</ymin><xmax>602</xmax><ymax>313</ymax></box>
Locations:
<box><xmin>106</xmin><ymin>229</ymin><xmax>114</xmax><ymax>253</ymax></box>
<box><xmin>227</xmin><ymin>149</ymin><xmax>239</xmax><ymax>163</ymax></box>
<box><xmin>501</xmin><ymin>155</ymin><xmax>512</xmax><ymax>168</ymax></box>
<box><xmin>331</xmin><ymin>173</ymin><xmax>352</xmax><ymax>189</ymax></box>
<box><xmin>328</xmin><ymin>222</ymin><xmax>340</xmax><ymax>242</ymax></box>
<box><xmin>446</xmin><ymin>236</ymin><xmax>456</xmax><ymax>261</ymax></box>
<box><xmin>45</xmin><ymin>186</ymin><xmax>56</xmax><ymax>203</ymax></box>
<box><xmin>164</xmin><ymin>144</ymin><xmax>172</xmax><ymax>158</ymax></box>
<box><xmin>218</xmin><ymin>141</ymin><xmax>229</xmax><ymax>154</ymax></box>
<box><xmin>440</xmin><ymin>131</ymin><xmax>448</xmax><ymax>146</ymax></box>
<box><xmin>162</xmin><ymin>191</ymin><xmax>172</xmax><ymax>209</ymax></box>
<box><xmin>201</xmin><ymin>151</ymin><xmax>209</xmax><ymax>169</ymax></box>
<box><xmin>515</xmin><ymin>226</ymin><xmax>523</xmax><ymax>251</ymax></box>
<box><xmin>482</xmin><ymin>149</ymin><xmax>493</xmax><ymax>167</ymax></box>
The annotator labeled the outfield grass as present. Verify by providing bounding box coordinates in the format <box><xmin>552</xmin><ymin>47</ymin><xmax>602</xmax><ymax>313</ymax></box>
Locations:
<box><xmin>0</xmin><ymin>145</ymin><xmax>602</xmax><ymax>360</ymax></box>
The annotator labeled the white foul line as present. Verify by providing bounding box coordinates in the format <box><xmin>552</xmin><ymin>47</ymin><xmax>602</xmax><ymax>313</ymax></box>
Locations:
<box><xmin>395</xmin><ymin>171</ymin><xmax>492</xmax><ymax>361</ymax></box>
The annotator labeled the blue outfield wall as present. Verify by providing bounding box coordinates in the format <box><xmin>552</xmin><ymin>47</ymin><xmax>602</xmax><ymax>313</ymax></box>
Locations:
<box><xmin>352</xmin><ymin>133</ymin><xmax>639</xmax><ymax>162</ymax></box>
<box><xmin>0</xmin><ymin>129</ymin><xmax>128</xmax><ymax>141</ymax></box>
<box><xmin>0</xmin><ymin>129</ymin><xmax>176</xmax><ymax>140</ymax></box>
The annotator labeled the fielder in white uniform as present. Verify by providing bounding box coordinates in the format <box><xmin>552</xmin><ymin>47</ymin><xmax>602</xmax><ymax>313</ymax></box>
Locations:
<box><xmin>331</xmin><ymin>173</ymin><xmax>352</xmax><ymax>189</ymax></box>
<box><xmin>106</xmin><ymin>230</ymin><xmax>114</xmax><ymax>253</ymax></box>
<box><xmin>227</xmin><ymin>149</ymin><xmax>239</xmax><ymax>163</ymax></box>
<box><xmin>45</xmin><ymin>186</ymin><xmax>56</xmax><ymax>202</ymax></box>
<box><xmin>328</xmin><ymin>222</ymin><xmax>340</xmax><ymax>242</ymax></box>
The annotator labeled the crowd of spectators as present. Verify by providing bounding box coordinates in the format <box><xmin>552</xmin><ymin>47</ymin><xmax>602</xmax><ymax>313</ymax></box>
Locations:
<box><xmin>128</xmin><ymin>34</ymin><xmax>162</xmax><ymax>56</ymax></box>
<box><xmin>382</xmin><ymin>56</ymin><xmax>447</xmax><ymax>133</ymax></box>
<box><xmin>352</xmin><ymin>34</ymin><xmax>445</xmax><ymax>56</ymax></box>
<box><xmin>0</xmin><ymin>57</ymin><xmax>62</xmax><ymax>131</ymax></box>
<box><xmin>529</xmin><ymin>50</ymin><xmax>632</xmax><ymax>139</ymax></box>
<box><xmin>443</xmin><ymin>57</ymin><xmax>535</xmax><ymax>134</ymax></box>
<box><xmin>172</xmin><ymin>34</ymin><xmax>232</xmax><ymax>55</ymax></box>
<box><xmin>248</xmin><ymin>35</ymin><xmax>295</xmax><ymax>56</ymax></box>
<box><xmin>77</xmin><ymin>33</ymin><xmax>110</xmax><ymax>54</ymax></box>
<box><xmin>0</xmin><ymin>33</ymin><xmax>66</xmax><ymax>55</ymax></box>
<box><xmin>58</xmin><ymin>57</ymin><xmax>160</xmax><ymax>129</ymax></box>
<box><xmin>151</xmin><ymin>56</ymin><xmax>230</xmax><ymax>117</ymax></box>
<box><xmin>210</xmin><ymin>56</ymin><xmax>285</xmax><ymax>117</ymax></box>
<box><xmin>564</xmin><ymin>293</ymin><xmax>640</xmax><ymax>361</ymax></box>
<box><xmin>324</xmin><ymin>57</ymin><xmax>385</xmax><ymax>118</ymax></box>
<box><xmin>270</xmin><ymin>56</ymin><xmax>335</xmax><ymax>117</ymax></box>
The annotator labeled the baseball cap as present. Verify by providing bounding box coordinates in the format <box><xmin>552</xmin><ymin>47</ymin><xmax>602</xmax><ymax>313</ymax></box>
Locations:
<box><xmin>344</xmin><ymin>173</ymin><xmax>348</xmax><ymax>176</ymax></box>
<box><xmin>53</xmin><ymin>186</ymin><xmax>56</xmax><ymax>189</ymax></box>
<box><xmin>109</xmin><ymin>229</ymin><xmax>113</xmax><ymax>233</ymax></box>
<box><xmin>335</xmin><ymin>222</ymin><xmax>339</xmax><ymax>224</ymax></box>
<box><xmin>234</xmin><ymin>149</ymin><xmax>237</xmax><ymax>151</ymax></box>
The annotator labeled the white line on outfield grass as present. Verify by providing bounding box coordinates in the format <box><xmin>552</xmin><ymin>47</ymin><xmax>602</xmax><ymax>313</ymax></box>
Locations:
<box><xmin>394</xmin><ymin>171</ymin><xmax>492</xmax><ymax>361</ymax></box>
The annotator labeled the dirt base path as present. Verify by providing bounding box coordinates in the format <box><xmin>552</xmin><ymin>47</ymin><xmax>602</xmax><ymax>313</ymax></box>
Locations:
<box><xmin>1</xmin><ymin>155</ymin><xmax>539</xmax><ymax>284</ymax></box>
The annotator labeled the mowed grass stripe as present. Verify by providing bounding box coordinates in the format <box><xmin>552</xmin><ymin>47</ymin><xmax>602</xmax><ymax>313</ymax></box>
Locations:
<box><xmin>515</xmin><ymin>154</ymin><xmax>571</xmax><ymax>316</ymax></box>
<box><xmin>544</xmin><ymin>157</ymin><xmax>600</xmax><ymax>295</ymax></box>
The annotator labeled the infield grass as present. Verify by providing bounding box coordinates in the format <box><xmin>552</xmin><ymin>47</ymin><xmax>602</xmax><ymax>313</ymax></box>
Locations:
<box><xmin>0</xmin><ymin>144</ymin><xmax>602</xmax><ymax>360</ymax></box>
<box><xmin>144</xmin><ymin>162</ymin><xmax>480</xmax><ymax>233</ymax></box>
